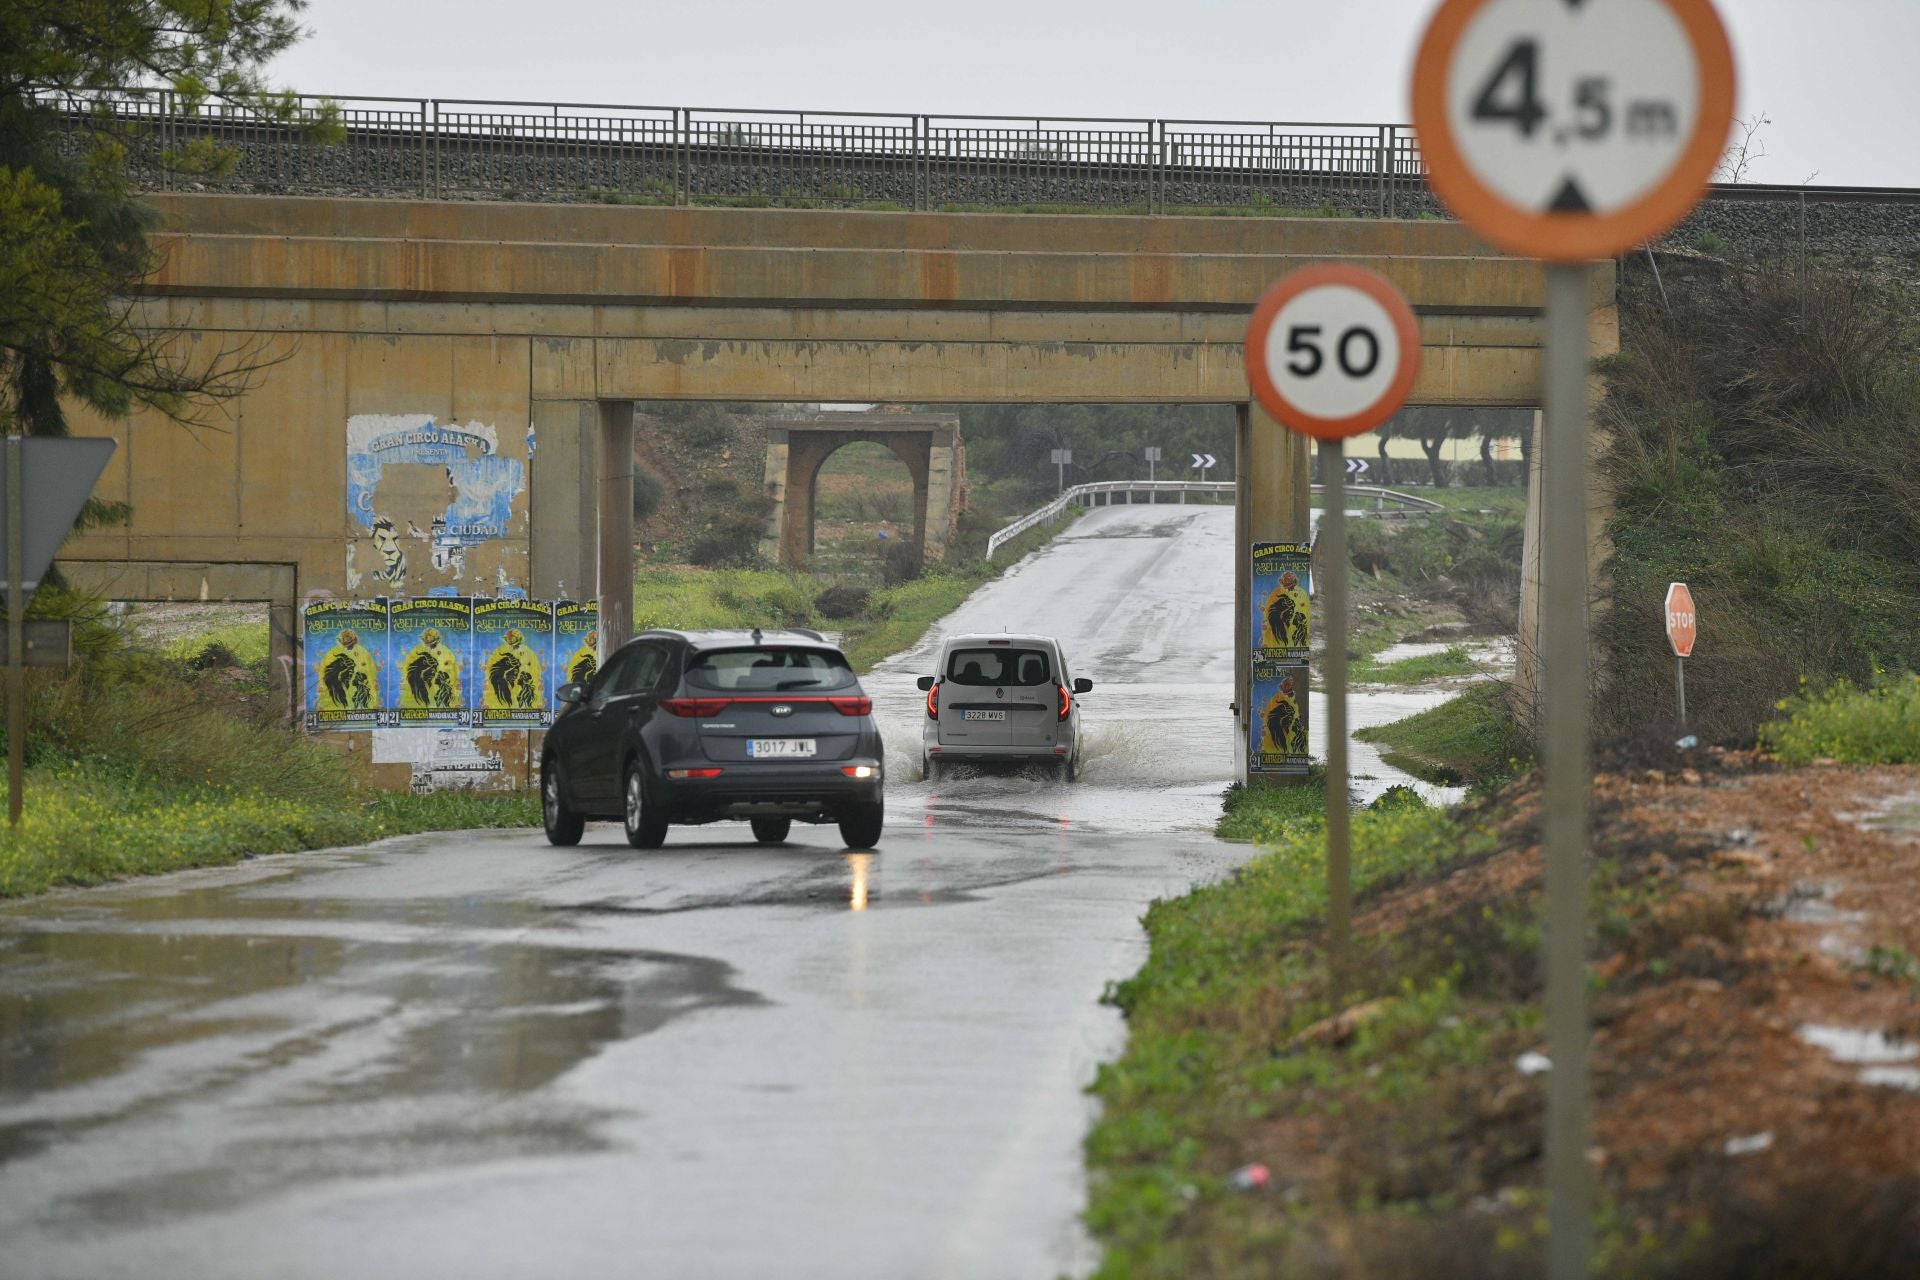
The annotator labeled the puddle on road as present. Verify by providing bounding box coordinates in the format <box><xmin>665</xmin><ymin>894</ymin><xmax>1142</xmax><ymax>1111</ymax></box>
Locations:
<box><xmin>0</xmin><ymin>926</ymin><xmax>761</xmax><ymax>1101</ymax></box>
<box><xmin>0</xmin><ymin>918</ymin><xmax>768</xmax><ymax>1228</ymax></box>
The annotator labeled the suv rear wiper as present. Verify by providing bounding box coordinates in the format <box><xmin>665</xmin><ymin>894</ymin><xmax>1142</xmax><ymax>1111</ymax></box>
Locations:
<box><xmin>774</xmin><ymin>677</ymin><xmax>826</xmax><ymax>689</ymax></box>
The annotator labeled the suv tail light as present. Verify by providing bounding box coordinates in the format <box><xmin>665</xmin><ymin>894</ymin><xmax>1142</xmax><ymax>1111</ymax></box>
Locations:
<box><xmin>1057</xmin><ymin>682</ymin><xmax>1072</xmax><ymax>721</ymax></box>
<box><xmin>926</xmin><ymin>681</ymin><xmax>940</xmax><ymax>720</ymax></box>
<box><xmin>828</xmin><ymin>696</ymin><xmax>873</xmax><ymax>716</ymax></box>
<box><xmin>661</xmin><ymin>697</ymin><xmax>730</xmax><ymax>718</ymax></box>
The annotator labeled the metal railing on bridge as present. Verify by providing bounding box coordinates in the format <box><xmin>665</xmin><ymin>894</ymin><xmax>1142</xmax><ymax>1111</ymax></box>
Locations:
<box><xmin>31</xmin><ymin>88</ymin><xmax>1431</xmax><ymax>216</ymax></box>
<box><xmin>984</xmin><ymin>481</ymin><xmax>1442</xmax><ymax>560</ymax></box>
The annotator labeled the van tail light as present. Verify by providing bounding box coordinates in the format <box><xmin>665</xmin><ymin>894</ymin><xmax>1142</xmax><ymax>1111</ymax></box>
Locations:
<box><xmin>1057</xmin><ymin>682</ymin><xmax>1072</xmax><ymax>721</ymax></box>
<box><xmin>828</xmin><ymin>696</ymin><xmax>873</xmax><ymax>716</ymax></box>
<box><xmin>661</xmin><ymin>697</ymin><xmax>730</xmax><ymax>718</ymax></box>
<box><xmin>926</xmin><ymin>682</ymin><xmax>940</xmax><ymax>720</ymax></box>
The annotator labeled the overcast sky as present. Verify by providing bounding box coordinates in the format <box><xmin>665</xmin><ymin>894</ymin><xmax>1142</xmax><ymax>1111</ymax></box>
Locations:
<box><xmin>273</xmin><ymin>0</ymin><xmax>1914</xmax><ymax>188</ymax></box>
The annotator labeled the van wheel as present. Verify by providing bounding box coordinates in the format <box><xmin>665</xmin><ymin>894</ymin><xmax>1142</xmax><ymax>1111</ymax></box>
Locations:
<box><xmin>750</xmin><ymin>817</ymin><xmax>792</xmax><ymax>844</ymax></box>
<box><xmin>1059</xmin><ymin>754</ymin><xmax>1078</xmax><ymax>783</ymax></box>
<box><xmin>838</xmin><ymin>801</ymin><xmax>884</xmax><ymax>850</ymax></box>
<box><xmin>542</xmin><ymin>758</ymin><xmax>585</xmax><ymax>846</ymax></box>
<box><xmin>924</xmin><ymin>753</ymin><xmax>941</xmax><ymax>783</ymax></box>
<box><xmin>623</xmin><ymin>761</ymin><xmax>669</xmax><ymax>849</ymax></box>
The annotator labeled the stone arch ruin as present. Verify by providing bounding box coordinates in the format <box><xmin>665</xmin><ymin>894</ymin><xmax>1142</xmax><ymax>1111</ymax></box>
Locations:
<box><xmin>761</xmin><ymin>414</ymin><xmax>966</xmax><ymax>573</ymax></box>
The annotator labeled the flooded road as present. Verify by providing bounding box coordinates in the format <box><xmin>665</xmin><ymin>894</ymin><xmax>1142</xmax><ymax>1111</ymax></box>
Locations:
<box><xmin>0</xmin><ymin>504</ymin><xmax>1454</xmax><ymax>1279</ymax></box>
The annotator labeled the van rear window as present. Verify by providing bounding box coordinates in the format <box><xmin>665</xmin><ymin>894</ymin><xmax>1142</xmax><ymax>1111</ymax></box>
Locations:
<box><xmin>945</xmin><ymin>648</ymin><xmax>1051</xmax><ymax>686</ymax></box>
<box><xmin>687</xmin><ymin>648</ymin><xmax>855</xmax><ymax>692</ymax></box>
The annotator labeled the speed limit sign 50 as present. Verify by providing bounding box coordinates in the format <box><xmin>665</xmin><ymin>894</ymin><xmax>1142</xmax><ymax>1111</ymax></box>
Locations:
<box><xmin>1244</xmin><ymin>265</ymin><xmax>1421</xmax><ymax>441</ymax></box>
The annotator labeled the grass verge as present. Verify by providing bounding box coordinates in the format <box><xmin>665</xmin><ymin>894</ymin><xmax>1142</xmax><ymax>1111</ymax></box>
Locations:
<box><xmin>1088</xmin><ymin>798</ymin><xmax>1520</xmax><ymax>1278</ymax></box>
<box><xmin>1350</xmin><ymin>644</ymin><xmax>1478</xmax><ymax>685</ymax></box>
<box><xmin>0</xmin><ymin>763</ymin><xmax>536</xmax><ymax>898</ymax></box>
<box><xmin>1355</xmin><ymin>681</ymin><xmax>1533</xmax><ymax>788</ymax></box>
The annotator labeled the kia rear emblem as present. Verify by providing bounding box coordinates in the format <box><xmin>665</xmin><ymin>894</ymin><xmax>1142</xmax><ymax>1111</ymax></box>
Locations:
<box><xmin>771</xmin><ymin>704</ymin><xmax>793</xmax><ymax>717</ymax></box>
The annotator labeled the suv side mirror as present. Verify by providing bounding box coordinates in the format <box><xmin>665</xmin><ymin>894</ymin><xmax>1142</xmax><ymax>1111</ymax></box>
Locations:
<box><xmin>915</xmin><ymin>675</ymin><xmax>936</xmax><ymax>691</ymax></box>
<box><xmin>1073</xmin><ymin>678</ymin><xmax>1093</xmax><ymax>694</ymax></box>
<box><xmin>558</xmin><ymin>682</ymin><xmax>587</xmax><ymax>704</ymax></box>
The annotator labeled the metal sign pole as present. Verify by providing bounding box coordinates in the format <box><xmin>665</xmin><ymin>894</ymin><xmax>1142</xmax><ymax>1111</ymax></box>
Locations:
<box><xmin>1321</xmin><ymin>437</ymin><xmax>1351</xmax><ymax>999</ymax></box>
<box><xmin>1542</xmin><ymin>263</ymin><xmax>1594</xmax><ymax>1280</ymax></box>
<box><xmin>1676</xmin><ymin>656</ymin><xmax>1688</xmax><ymax>732</ymax></box>
<box><xmin>7</xmin><ymin>436</ymin><xmax>25</xmax><ymax>827</ymax></box>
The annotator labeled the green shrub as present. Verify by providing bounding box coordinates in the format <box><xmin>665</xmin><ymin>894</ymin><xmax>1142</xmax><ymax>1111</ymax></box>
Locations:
<box><xmin>632</xmin><ymin>467</ymin><xmax>666</xmax><ymax>522</ymax></box>
<box><xmin>1758</xmin><ymin>673</ymin><xmax>1920</xmax><ymax>765</ymax></box>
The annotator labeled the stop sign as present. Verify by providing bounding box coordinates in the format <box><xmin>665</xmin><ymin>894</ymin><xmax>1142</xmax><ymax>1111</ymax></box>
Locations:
<box><xmin>1665</xmin><ymin>583</ymin><xmax>1697</xmax><ymax>657</ymax></box>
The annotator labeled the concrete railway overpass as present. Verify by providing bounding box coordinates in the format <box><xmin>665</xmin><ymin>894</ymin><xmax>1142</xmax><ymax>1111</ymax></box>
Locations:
<box><xmin>58</xmin><ymin>194</ymin><xmax>1615</xmax><ymax>785</ymax></box>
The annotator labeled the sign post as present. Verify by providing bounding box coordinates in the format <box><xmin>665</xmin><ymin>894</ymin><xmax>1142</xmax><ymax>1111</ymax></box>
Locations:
<box><xmin>1245</xmin><ymin>263</ymin><xmax>1421</xmax><ymax>998</ymax></box>
<box><xmin>1665</xmin><ymin>582</ymin><xmax>1697</xmax><ymax>730</ymax></box>
<box><xmin>1144</xmin><ymin>447</ymin><xmax>1161</xmax><ymax>502</ymax></box>
<box><xmin>1049</xmin><ymin>448</ymin><xmax>1072</xmax><ymax>494</ymax></box>
<box><xmin>1413</xmin><ymin>3</ymin><xmax>1734</xmax><ymax>1275</ymax></box>
<box><xmin>0</xmin><ymin>436</ymin><xmax>119</xmax><ymax>825</ymax></box>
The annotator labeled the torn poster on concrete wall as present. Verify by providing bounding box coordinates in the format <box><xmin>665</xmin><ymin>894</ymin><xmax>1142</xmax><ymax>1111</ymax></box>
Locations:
<box><xmin>369</xmin><ymin>727</ymin><xmax>506</xmax><ymax>794</ymax></box>
<box><xmin>345</xmin><ymin>415</ymin><xmax>529</xmax><ymax>595</ymax></box>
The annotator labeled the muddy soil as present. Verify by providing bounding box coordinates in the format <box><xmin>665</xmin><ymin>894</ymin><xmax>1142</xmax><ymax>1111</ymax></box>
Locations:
<box><xmin>1341</xmin><ymin>753</ymin><xmax>1920</xmax><ymax>1262</ymax></box>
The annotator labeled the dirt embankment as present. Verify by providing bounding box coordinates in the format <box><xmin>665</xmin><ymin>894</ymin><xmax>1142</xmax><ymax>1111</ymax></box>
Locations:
<box><xmin>1357</xmin><ymin>755</ymin><xmax>1920</xmax><ymax>1270</ymax></box>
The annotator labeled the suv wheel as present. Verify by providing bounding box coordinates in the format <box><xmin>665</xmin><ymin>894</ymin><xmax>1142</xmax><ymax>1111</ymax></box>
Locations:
<box><xmin>838</xmin><ymin>800</ymin><xmax>884</xmax><ymax>850</ymax></box>
<box><xmin>750</xmin><ymin>817</ymin><xmax>791</xmax><ymax>844</ymax></box>
<box><xmin>542</xmin><ymin>758</ymin><xmax>585</xmax><ymax>846</ymax></box>
<box><xmin>623</xmin><ymin>760</ymin><xmax>669</xmax><ymax>849</ymax></box>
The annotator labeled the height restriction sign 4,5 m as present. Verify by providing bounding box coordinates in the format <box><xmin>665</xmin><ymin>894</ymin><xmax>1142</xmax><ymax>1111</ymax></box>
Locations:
<box><xmin>1412</xmin><ymin>0</ymin><xmax>1736</xmax><ymax>261</ymax></box>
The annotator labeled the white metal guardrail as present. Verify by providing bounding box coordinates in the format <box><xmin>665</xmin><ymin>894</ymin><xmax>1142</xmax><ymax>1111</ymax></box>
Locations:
<box><xmin>984</xmin><ymin>481</ymin><xmax>1443</xmax><ymax>560</ymax></box>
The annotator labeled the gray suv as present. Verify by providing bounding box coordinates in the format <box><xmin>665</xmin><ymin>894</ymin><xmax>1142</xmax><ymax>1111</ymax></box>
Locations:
<box><xmin>541</xmin><ymin>629</ymin><xmax>885</xmax><ymax>849</ymax></box>
<box><xmin>917</xmin><ymin>634</ymin><xmax>1091</xmax><ymax>781</ymax></box>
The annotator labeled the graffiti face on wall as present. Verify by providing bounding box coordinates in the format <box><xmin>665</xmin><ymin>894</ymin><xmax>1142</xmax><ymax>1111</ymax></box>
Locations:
<box><xmin>347</xmin><ymin>415</ymin><xmax>529</xmax><ymax>593</ymax></box>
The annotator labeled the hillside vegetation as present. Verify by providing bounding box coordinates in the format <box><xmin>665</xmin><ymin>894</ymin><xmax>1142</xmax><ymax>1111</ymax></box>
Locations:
<box><xmin>1596</xmin><ymin>258</ymin><xmax>1920</xmax><ymax>749</ymax></box>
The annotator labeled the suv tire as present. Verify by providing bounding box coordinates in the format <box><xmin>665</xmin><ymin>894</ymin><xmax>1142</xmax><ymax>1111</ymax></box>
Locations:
<box><xmin>750</xmin><ymin>817</ymin><xmax>792</xmax><ymax>844</ymax></box>
<box><xmin>542</xmin><ymin>758</ymin><xmax>585</xmax><ymax>846</ymax></box>
<box><xmin>838</xmin><ymin>800</ymin><xmax>884</xmax><ymax>850</ymax></box>
<box><xmin>623</xmin><ymin>760</ymin><xmax>669</xmax><ymax>849</ymax></box>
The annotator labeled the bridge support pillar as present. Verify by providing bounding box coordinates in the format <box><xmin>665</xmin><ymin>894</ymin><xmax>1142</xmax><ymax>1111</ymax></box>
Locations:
<box><xmin>1234</xmin><ymin>403</ymin><xmax>1311</xmax><ymax>788</ymax></box>
<box><xmin>531</xmin><ymin>400</ymin><xmax>602</xmax><ymax>604</ymax></box>
<box><xmin>598</xmin><ymin>402</ymin><xmax>636</xmax><ymax>654</ymax></box>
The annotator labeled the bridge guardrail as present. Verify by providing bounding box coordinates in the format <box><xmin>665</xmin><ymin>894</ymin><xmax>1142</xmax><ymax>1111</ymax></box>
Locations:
<box><xmin>38</xmin><ymin>89</ymin><xmax>1915</xmax><ymax>224</ymax></box>
<box><xmin>984</xmin><ymin>481</ymin><xmax>1443</xmax><ymax>560</ymax></box>
<box><xmin>32</xmin><ymin>89</ymin><xmax>1431</xmax><ymax>215</ymax></box>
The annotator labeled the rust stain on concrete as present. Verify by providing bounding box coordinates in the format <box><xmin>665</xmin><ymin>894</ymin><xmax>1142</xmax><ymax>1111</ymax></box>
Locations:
<box><xmin>668</xmin><ymin>247</ymin><xmax>706</xmax><ymax>298</ymax></box>
<box><xmin>919</xmin><ymin>252</ymin><xmax>958</xmax><ymax>302</ymax></box>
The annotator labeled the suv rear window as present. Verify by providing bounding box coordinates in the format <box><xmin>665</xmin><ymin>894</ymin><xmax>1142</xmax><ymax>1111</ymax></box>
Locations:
<box><xmin>945</xmin><ymin>647</ymin><xmax>1052</xmax><ymax>686</ymax></box>
<box><xmin>686</xmin><ymin>647</ymin><xmax>856</xmax><ymax>692</ymax></box>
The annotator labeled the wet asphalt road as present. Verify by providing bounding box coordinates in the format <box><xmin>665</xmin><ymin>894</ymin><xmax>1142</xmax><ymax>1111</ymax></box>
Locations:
<box><xmin>1</xmin><ymin>505</ymin><xmax>1264</xmax><ymax>1280</ymax></box>
<box><xmin>0</xmin><ymin>504</ymin><xmax>1453</xmax><ymax>1278</ymax></box>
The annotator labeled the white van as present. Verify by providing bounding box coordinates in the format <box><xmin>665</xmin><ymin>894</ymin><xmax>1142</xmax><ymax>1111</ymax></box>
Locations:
<box><xmin>916</xmin><ymin>634</ymin><xmax>1091</xmax><ymax>781</ymax></box>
